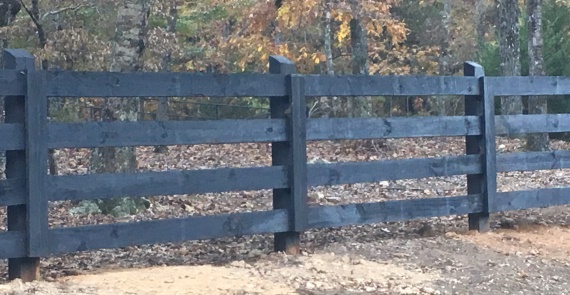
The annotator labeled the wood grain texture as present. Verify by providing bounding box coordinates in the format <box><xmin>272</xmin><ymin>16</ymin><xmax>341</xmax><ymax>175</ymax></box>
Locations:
<box><xmin>0</xmin><ymin>70</ymin><xmax>26</xmax><ymax>96</ymax></box>
<box><xmin>496</xmin><ymin>114</ymin><xmax>570</xmax><ymax>135</ymax></box>
<box><xmin>0</xmin><ymin>178</ymin><xmax>25</xmax><ymax>206</ymax></box>
<box><xmin>493</xmin><ymin>187</ymin><xmax>570</xmax><ymax>212</ymax></box>
<box><xmin>0</xmin><ymin>123</ymin><xmax>24</xmax><ymax>150</ymax></box>
<box><xmin>488</xmin><ymin>76</ymin><xmax>570</xmax><ymax>96</ymax></box>
<box><xmin>49</xmin><ymin>209</ymin><xmax>288</xmax><ymax>254</ymax></box>
<box><xmin>46</xmin><ymin>71</ymin><xmax>288</xmax><ymax>97</ymax></box>
<box><xmin>303</xmin><ymin>75</ymin><xmax>480</xmax><ymax>96</ymax></box>
<box><xmin>48</xmin><ymin>166</ymin><xmax>288</xmax><ymax>202</ymax></box>
<box><xmin>3</xmin><ymin>48</ymin><xmax>41</xmax><ymax>281</ymax></box>
<box><xmin>0</xmin><ymin>231</ymin><xmax>26</xmax><ymax>259</ymax></box>
<box><xmin>269</xmin><ymin>55</ymin><xmax>301</xmax><ymax>254</ymax></box>
<box><xmin>25</xmin><ymin>71</ymin><xmax>50</xmax><ymax>257</ymax></box>
<box><xmin>308</xmin><ymin>155</ymin><xmax>481</xmax><ymax>186</ymax></box>
<box><xmin>464</xmin><ymin>62</ymin><xmax>493</xmax><ymax>232</ymax></box>
<box><xmin>47</xmin><ymin>119</ymin><xmax>287</xmax><ymax>148</ymax></box>
<box><xmin>308</xmin><ymin>194</ymin><xmax>483</xmax><ymax>229</ymax></box>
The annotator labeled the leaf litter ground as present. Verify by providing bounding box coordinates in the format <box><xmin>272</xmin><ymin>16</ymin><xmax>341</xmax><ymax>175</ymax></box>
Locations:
<box><xmin>2</xmin><ymin>137</ymin><xmax>570</xmax><ymax>294</ymax></box>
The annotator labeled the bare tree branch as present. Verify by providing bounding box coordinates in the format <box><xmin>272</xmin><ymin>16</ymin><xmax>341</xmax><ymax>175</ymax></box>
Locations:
<box><xmin>41</xmin><ymin>3</ymin><xmax>94</xmax><ymax>21</ymax></box>
<box><xmin>18</xmin><ymin>0</ymin><xmax>41</xmax><ymax>32</ymax></box>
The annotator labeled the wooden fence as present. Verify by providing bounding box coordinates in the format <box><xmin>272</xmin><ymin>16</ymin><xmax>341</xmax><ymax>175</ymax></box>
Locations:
<box><xmin>2</xmin><ymin>48</ymin><xmax>570</xmax><ymax>281</ymax></box>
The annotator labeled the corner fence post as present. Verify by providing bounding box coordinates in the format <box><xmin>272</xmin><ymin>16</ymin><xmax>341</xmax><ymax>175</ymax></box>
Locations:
<box><xmin>4</xmin><ymin>49</ymin><xmax>39</xmax><ymax>281</ymax></box>
<box><xmin>464</xmin><ymin>62</ymin><xmax>497</xmax><ymax>232</ymax></box>
<box><xmin>269</xmin><ymin>56</ymin><xmax>308</xmax><ymax>254</ymax></box>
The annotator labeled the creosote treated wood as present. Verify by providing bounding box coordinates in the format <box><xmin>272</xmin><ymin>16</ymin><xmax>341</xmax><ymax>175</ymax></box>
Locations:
<box><xmin>269</xmin><ymin>56</ymin><xmax>301</xmax><ymax>255</ymax></box>
<box><xmin>48</xmin><ymin>166</ymin><xmax>289</xmax><ymax>202</ymax></box>
<box><xmin>25</xmin><ymin>71</ymin><xmax>50</xmax><ymax>257</ymax></box>
<box><xmin>0</xmin><ymin>69</ymin><xmax>26</xmax><ymax>96</ymax></box>
<box><xmin>0</xmin><ymin>231</ymin><xmax>26</xmax><ymax>259</ymax></box>
<box><xmin>493</xmin><ymin>187</ymin><xmax>570</xmax><ymax>212</ymax></box>
<box><xmin>3</xmin><ymin>48</ymin><xmax>40</xmax><ymax>282</ymax></box>
<box><xmin>0</xmin><ymin>178</ymin><xmax>25</xmax><ymax>206</ymax></box>
<box><xmin>5</xmin><ymin>49</ymin><xmax>570</xmax><ymax>282</ymax></box>
<box><xmin>307</xmin><ymin>116</ymin><xmax>480</xmax><ymax>141</ymax></box>
<box><xmin>495</xmin><ymin>114</ymin><xmax>570</xmax><ymax>135</ymax></box>
<box><xmin>488</xmin><ymin>76</ymin><xmax>570</xmax><ymax>96</ymax></box>
<box><xmin>0</xmin><ymin>123</ymin><xmax>24</xmax><ymax>150</ymax></box>
<box><xmin>44</xmin><ymin>116</ymin><xmax>481</xmax><ymax>149</ymax></box>
<box><xmin>48</xmin><ymin>209</ymin><xmax>289</xmax><ymax>255</ymax></box>
<box><xmin>46</xmin><ymin>71</ymin><xmax>289</xmax><ymax>97</ymax></box>
<box><xmin>303</xmin><ymin>75</ymin><xmax>480</xmax><ymax>96</ymax></box>
<box><xmin>21</xmin><ymin>113</ymin><xmax>570</xmax><ymax>149</ymax></box>
<box><xmin>308</xmin><ymin>194</ymin><xmax>483</xmax><ymax>229</ymax></box>
<box><xmin>464</xmin><ymin>62</ymin><xmax>494</xmax><ymax>232</ymax></box>
<box><xmin>47</xmin><ymin>119</ymin><xmax>287</xmax><ymax>148</ymax></box>
<box><xmin>7</xmin><ymin>69</ymin><xmax>570</xmax><ymax>98</ymax></box>
<box><xmin>4</xmin><ymin>151</ymin><xmax>570</xmax><ymax>207</ymax></box>
<box><xmin>308</xmin><ymin>155</ymin><xmax>481</xmax><ymax>186</ymax></box>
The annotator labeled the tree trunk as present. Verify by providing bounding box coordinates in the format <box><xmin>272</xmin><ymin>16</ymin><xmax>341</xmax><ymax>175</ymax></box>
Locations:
<box><xmin>349</xmin><ymin>0</ymin><xmax>371</xmax><ymax>118</ymax></box>
<box><xmin>321</xmin><ymin>0</ymin><xmax>335</xmax><ymax>117</ymax></box>
<box><xmin>155</xmin><ymin>0</ymin><xmax>178</xmax><ymax>153</ymax></box>
<box><xmin>475</xmin><ymin>0</ymin><xmax>486</xmax><ymax>53</ymax></box>
<box><xmin>435</xmin><ymin>0</ymin><xmax>452</xmax><ymax>116</ymax></box>
<box><xmin>0</xmin><ymin>0</ymin><xmax>19</xmax><ymax>26</ymax></box>
<box><xmin>90</xmin><ymin>0</ymin><xmax>150</xmax><ymax>216</ymax></box>
<box><xmin>498</xmin><ymin>0</ymin><xmax>523</xmax><ymax>116</ymax></box>
<box><xmin>272</xmin><ymin>0</ymin><xmax>283</xmax><ymax>44</ymax></box>
<box><xmin>526</xmin><ymin>0</ymin><xmax>549</xmax><ymax>151</ymax></box>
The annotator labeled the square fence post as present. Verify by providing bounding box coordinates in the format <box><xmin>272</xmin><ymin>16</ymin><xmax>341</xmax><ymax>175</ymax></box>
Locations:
<box><xmin>269</xmin><ymin>56</ymin><xmax>308</xmax><ymax>254</ymax></box>
<box><xmin>464</xmin><ymin>62</ymin><xmax>497</xmax><ymax>232</ymax></box>
<box><xmin>4</xmin><ymin>49</ymin><xmax>49</xmax><ymax>281</ymax></box>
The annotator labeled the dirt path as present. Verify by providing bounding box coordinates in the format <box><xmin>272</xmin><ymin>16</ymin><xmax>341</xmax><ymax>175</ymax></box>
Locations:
<box><xmin>0</xmin><ymin>252</ymin><xmax>439</xmax><ymax>295</ymax></box>
<box><xmin>2</xmin><ymin>223</ymin><xmax>570</xmax><ymax>295</ymax></box>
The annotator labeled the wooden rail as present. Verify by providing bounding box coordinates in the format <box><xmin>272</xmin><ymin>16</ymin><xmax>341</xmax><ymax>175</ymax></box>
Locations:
<box><xmin>2</xmin><ymin>49</ymin><xmax>570</xmax><ymax>281</ymax></box>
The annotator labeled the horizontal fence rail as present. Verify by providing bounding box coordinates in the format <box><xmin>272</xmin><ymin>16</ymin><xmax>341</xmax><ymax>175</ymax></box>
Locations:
<box><xmin>495</xmin><ymin>114</ymin><xmax>570</xmax><ymax>135</ymax></box>
<box><xmin>0</xmin><ymin>70</ymin><xmax>484</xmax><ymax>97</ymax></box>
<box><xmin>488</xmin><ymin>76</ymin><xmax>570</xmax><ymax>96</ymax></box>
<box><xmin>48</xmin><ymin>166</ymin><xmax>289</xmax><ymax>202</ymax></box>
<box><xmin>4</xmin><ymin>50</ymin><xmax>570</xmax><ymax>282</ymax></box>
<box><xmin>47</xmin><ymin>72</ymin><xmax>289</xmax><ymax>97</ymax></box>
<box><xmin>4</xmin><ymin>151</ymin><xmax>570</xmax><ymax>207</ymax></box>
<box><xmin>0</xmin><ymin>70</ymin><xmax>26</xmax><ymax>96</ymax></box>
<box><xmin>0</xmin><ymin>232</ymin><xmax>26</xmax><ymax>259</ymax></box>
<box><xmin>4</xmin><ymin>71</ymin><xmax>570</xmax><ymax>98</ymax></box>
<box><xmin>308</xmin><ymin>195</ymin><xmax>484</xmax><ymax>229</ymax></box>
<box><xmin>303</xmin><ymin>75</ymin><xmax>481</xmax><ymax>96</ymax></box>
<box><xmin>0</xmin><ymin>123</ymin><xmax>24</xmax><ymax>150</ymax></box>
<box><xmin>6</xmin><ymin>114</ymin><xmax>570</xmax><ymax>151</ymax></box>
<box><xmin>493</xmin><ymin>187</ymin><xmax>570</xmax><ymax>212</ymax></box>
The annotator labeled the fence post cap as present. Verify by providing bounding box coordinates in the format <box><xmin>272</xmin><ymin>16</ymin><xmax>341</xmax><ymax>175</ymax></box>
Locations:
<box><xmin>463</xmin><ymin>61</ymin><xmax>485</xmax><ymax>77</ymax></box>
<box><xmin>3</xmin><ymin>49</ymin><xmax>34</xmax><ymax>70</ymax></box>
<box><xmin>269</xmin><ymin>55</ymin><xmax>296</xmax><ymax>74</ymax></box>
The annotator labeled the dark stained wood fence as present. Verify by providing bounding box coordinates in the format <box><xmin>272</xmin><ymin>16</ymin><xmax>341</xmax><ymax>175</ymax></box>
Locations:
<box><xmin>3</xmin><ymin>49</ymin><xmax>570</xmax><ymax>281</ymax></box>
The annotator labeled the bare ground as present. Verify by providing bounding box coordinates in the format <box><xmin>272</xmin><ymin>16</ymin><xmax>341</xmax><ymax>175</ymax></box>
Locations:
<box><xmin>2</xmin><ymin>137</ymin><xmax>570</xmax><ymax>294</ymax></box>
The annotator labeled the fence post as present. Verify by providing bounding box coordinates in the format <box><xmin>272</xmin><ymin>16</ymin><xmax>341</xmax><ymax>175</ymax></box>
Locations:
<box><xmin>464</xmin><ymin>62</ymin><xmax>497</xmax><ymax>232</ymax></box>
<box><xmin>4</xmin><ymin>49</ymin><xmax>49</xmax><ymax>281</ymax></box>
<box><xmin>269</xmin><ymin>56</ymin><xmax>308</xmax><ymax>254</ymax></box>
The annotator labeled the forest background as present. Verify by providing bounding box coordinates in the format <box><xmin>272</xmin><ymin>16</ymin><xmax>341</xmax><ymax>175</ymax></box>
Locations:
<box><xmin>0</xmin><ymin>0</ymin><xmax>569</xmax><ymax>214</ymax></box>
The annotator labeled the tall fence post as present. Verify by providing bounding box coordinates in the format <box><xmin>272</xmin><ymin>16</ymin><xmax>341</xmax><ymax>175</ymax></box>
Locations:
<box><xmin>4</xmin><ymin>49</ymin><xmax>49</xmax><ymax>281</ymax></box>
<box><xmin>464</xmin><ymin>62</ymin><xmax>497</xmax><ymax>232</ymax></box>
<box><xmin>269</xmin><ymin>56</ymin><xmax>308</xmax><ymax>254</ymax></box>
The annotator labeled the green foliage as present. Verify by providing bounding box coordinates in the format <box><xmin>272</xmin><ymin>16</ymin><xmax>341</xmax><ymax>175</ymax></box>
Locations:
<box><xmin>477</xmin><ymin>0</ymin><xmax>570</xmax><ymax>115</ymax></box>
<box><xmin>477</xmin><ymin>40</ymin><xmax>500</xmax><ymax>76</ymax></box>
<box><xmin>543</xmin><ymin>0</ymin><xmax>570</xmax><ymax>76</ymax></box>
